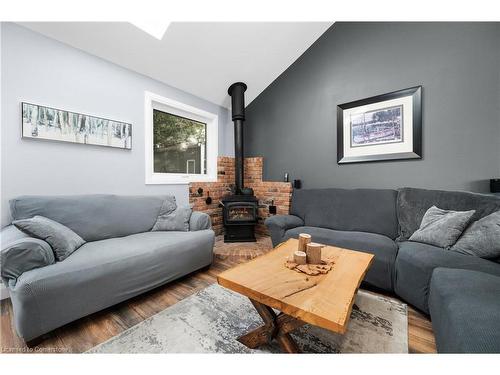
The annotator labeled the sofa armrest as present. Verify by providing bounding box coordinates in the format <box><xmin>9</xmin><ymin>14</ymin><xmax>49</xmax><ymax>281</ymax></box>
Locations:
<box><xmin>265</xmin><ymin>215</ymin><xmax>304</xmax><ymax>247</ymax></box>
<box><xmin>1</xmin><ymin>237</ymin><xmax>55</xmax><ymax>285</ymax></box>
<box><xmin>189</xmin><ymin>211</ymin><xmax>212</xmax><ymax>231</ymax></box>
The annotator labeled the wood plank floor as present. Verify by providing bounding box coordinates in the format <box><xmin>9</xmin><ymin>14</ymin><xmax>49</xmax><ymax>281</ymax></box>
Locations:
<box><xmin>0</xmin><ymin>236</ymin><xmax>436</xmax><ymax>353</ymax></box>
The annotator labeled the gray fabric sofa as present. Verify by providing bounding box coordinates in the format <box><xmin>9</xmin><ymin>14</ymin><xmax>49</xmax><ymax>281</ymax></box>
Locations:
<box><xmin>266</xmin><ymin>187</ymin><xmax>500</xmax><ymax>353</ymax></box>
<box><xmin>429</xmin><ymin>268</ymin><xmax>500</xmax><ymax>353</ymax></box>
<box><xmin>1</xmin><ymin>195</ymin><xmax>214</xmax><ymax>342</ymax></box>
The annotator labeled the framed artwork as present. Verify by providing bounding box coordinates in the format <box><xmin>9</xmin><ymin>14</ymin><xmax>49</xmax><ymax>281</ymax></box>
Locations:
<box><xmin>337</xmin><ymin>86</ymin><xmax>422</xmax><ymax>164</ymax></box>
<box><xmin>21</xmin><ymin>102</ymin><xmax>132</xmax><ymax>149</ymax></box>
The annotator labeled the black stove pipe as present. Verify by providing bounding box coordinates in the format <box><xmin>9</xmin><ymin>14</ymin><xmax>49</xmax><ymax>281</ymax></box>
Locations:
<box><xmin>228</xmin><ymin>82</ymin><xmax>247</xmax><ymax>195</ymax></box>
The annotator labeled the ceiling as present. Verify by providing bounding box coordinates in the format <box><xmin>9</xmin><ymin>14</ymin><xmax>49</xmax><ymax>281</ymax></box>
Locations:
<box><xmin>20</xmin><ymin>22</ymin><xmax>332</xmax><ymax>108</ymax></box>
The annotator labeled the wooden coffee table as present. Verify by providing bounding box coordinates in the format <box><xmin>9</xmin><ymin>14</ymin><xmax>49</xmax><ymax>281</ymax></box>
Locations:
<box><xmin>217</xmin><ymin>238</ymin><xmax>374</xmax><ymax>353</ymax></box>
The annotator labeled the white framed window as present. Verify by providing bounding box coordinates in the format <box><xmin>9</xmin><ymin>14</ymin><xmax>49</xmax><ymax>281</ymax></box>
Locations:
<box><xmin>145</xmin><ymin>91</ymin><xmax>218</xmax><ymax>184</ymax></box>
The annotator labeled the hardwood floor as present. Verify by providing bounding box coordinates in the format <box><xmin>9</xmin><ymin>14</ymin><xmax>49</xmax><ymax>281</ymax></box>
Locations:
<box><xmin>0</xmin><ymin>235</ymin><xmax>436</xmax><ymax>353</ymax></box>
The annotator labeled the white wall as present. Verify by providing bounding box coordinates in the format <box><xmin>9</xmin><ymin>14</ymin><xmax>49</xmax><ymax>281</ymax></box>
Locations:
<box><xmin>1</xmin><ymin>23</ymin><xmax>233</xmax><ymax>226</ymax></box>
<box><xmin>0</xmin><ymin>22</ymin><xmax>7</xmax><ymax>300</ymax></box>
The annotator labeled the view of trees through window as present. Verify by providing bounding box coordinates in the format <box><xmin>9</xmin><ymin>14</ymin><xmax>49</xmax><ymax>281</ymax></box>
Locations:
<box><xmin>153</xmin><ymin>109</ymin><xmax>207</xmax><ymax>174</ymax></box>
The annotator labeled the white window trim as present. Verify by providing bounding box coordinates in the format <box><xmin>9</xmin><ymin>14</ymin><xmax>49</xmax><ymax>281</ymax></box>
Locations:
<box><xmin>145</xmin><ymin>91</ymin><xmax>218</xmax><ymax>184</ymax></box>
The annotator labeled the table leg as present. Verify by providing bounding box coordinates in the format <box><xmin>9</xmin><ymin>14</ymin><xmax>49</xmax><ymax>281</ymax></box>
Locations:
<box><xmin>275</xmin><ymin>333</ymin><xmax>300</xmax><ymax>353</ymax></box>
<box><xmin>237</xmin><ymin>299</ymin><xmax>305</xmax><ymax>353</ymax></box>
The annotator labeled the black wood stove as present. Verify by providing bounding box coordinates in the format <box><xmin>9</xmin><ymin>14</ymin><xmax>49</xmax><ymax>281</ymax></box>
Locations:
<box><xmin>222</xmin><ymin>194</ymin><xmax>258</xmax><ymax>242</ymax></box>
<box><xmin>221</xmin><ymin>82</ymin><xmax>258</xmax><ymax>242</ymax></box>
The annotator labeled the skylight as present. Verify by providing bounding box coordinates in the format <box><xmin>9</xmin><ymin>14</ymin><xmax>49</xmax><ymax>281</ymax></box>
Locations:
<box><xmin>130</xmin><ymin>21</ymin><xmax>171</xmax><ymax>40</ymax></box>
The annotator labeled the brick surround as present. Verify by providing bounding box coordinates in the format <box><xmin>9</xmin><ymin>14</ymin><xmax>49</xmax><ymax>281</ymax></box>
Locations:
<box><xmin>189</xmin><ymin>157</ymin><xmax>292</xmax><ymax>236</ymax></box>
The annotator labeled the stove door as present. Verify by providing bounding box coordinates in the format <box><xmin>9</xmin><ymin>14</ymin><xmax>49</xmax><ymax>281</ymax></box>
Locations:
<box><xmin>224</xmin><ymin>202</ymin><xmax>257</xmax><ymax>223</ymax></box>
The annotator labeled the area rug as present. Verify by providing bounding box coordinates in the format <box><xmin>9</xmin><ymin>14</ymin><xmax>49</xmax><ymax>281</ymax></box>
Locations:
<box><xmin>88</xmin><ymin>284</ymin><xmax>408</xmax><ymax>353</ymax></box>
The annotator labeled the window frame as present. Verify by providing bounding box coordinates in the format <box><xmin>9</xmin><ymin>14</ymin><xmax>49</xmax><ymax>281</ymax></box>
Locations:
<box><xmin>145</xmin><ymin>91</ymin><xmax>218</xmax><ymax>184</ymax></box>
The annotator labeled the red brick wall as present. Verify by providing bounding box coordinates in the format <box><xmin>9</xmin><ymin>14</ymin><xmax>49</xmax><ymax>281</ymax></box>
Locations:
<box><xmin>189</xmin><ymin>157</ymin><xmax>292</xmax><ymax>236</ymax></box>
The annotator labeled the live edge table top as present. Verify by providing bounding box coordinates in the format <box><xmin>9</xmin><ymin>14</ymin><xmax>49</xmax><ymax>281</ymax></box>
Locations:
<box><xmin>217</xmin><ymin>239</ymin><xmax>374</xmax><ymax>335</ymax></box>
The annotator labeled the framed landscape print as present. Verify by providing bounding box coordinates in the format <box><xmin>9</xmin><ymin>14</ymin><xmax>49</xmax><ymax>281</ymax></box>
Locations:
<box><xmin>337</xmin><ymin>86</ymin><xmax>422</xmax><ymax>164</ymax></box>
<box><xmin>22</xmin><ymin>102</ymin><xmax>132</xmax><ymax>149</ymax></box>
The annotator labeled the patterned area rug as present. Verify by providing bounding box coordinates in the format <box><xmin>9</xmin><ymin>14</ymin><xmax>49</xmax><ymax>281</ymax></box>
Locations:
<box><xmin>89</xmin><ymin>284</ymin><xmax>408</xmax><ymax>353</ymax></box>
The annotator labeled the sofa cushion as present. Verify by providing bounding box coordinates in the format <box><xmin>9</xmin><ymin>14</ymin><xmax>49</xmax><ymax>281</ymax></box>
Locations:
<box><xmin>397</xmin><ymin>187</ymin><xmax>500</xmax><ymax>241</ymax></box>
<box><xmin>13</xmin><ymin>216</ymin><xmax>85</xmax><ymax>261</ymax></box>
<box><xmin>290</xmin><ymin>189</ymin><xmax>399</xmax><ymax>239</ymax></box>
<box><xmin>429</xmin><ymin>268</ymin><xmax>500</xmax><ymax>353</ymax></box>
<box><xmin>450</xmin><ymin>210</ymin><xmax>500</xmax><ymax>259</ymax></box>
<box><xmin>9</xmin><ymin>230</ymin><xmax>215</xmax><ymax>340</ymax></box>
<box><xmin>284</xmin><ymin>226</ymin><xmax>398</xmax><ymax>291</ymax></box>
<box><xmin>9</xmin><ymin>194</ymin><xmax>171</xmax><ymax>242</ymax></box>
<box><xmin>394</xmin><ymin>241</ymin><xmax>500</xmax><ymax>314</ymax></box>
<box><xmin>408</xmin><ymin>206</ymin><xmax>475</xmax><ymax>248</ymax></box>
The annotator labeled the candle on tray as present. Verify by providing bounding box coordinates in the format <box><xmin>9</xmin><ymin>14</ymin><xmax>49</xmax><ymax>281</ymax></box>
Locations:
<box><xmin>293</xmin><ymin>251</ymin><xmax>307</xmax><ymax>265</ymax></box>
<box><xmin>298</xmin><ymin>233</ymin><xmax>312</xmax><ymax>252</ymax></box>
<box><xmin>306</xmin><ymin>243</ymin><xmax>323</xmax><ymax>264</ymax></box>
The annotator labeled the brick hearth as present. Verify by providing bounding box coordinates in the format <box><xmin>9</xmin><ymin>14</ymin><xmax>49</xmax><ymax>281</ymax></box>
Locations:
<box><xmin>189</xmin><ymin>156</ymin><xmax>292</xmax><ymax>236</ymax></box>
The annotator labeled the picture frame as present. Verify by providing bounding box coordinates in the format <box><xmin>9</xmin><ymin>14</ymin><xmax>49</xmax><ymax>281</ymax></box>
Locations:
<box><xmin>21</xmin><ymin>102</ymin><xmax>132</xmax><ymax>150</ymax></box>
<box><xmin>337</xmin><ymin>86</ymin><xmax>422</xmax><ymax>164</ymax></box>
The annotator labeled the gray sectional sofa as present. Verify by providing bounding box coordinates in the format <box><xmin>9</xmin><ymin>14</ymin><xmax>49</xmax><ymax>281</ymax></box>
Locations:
<box><xmin>266</xmin><ymin>187</ymin><xmax>500</xmax><ymax>353</ymax></box>
<box><xmin>1</xmin><ymin>195</ymin><xmax>214</xmax><ymax>342</ymax></box>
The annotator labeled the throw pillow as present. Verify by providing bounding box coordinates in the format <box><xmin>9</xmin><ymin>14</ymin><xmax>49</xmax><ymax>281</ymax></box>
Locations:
<box><xmin>152</xmin><ymin>205</ymin><xmax>193</xmax><ymax>232</ymax></box>
<box><xmin>450</xmin><ymin>210</ymin><xmax>500</xmax><ymax>259</ymax></box>
<box><xmin>153</xmin><ymin>197</ymin><xmax>177</xmax><ymax>220</ymax></box>
<box><xmin>13</xmin><ymin>215</ymin><xmax>85</xmax><ymax>261</ymax></box>
<box><xmin>408</xmin><ymin>206</ymin><xmax>475</xmax><ymax>248</ymax></box>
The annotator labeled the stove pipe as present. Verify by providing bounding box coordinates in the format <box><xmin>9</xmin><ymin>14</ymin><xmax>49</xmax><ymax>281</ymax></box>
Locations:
<box><xmin>228</xmin><ymin>82</ymin><xmax>247</xmax><ymax>195</ymax></box>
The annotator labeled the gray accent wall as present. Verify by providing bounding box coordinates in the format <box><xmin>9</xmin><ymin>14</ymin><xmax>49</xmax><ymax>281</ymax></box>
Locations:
<box><xmin>1</xmin><ymin>23</ymin><xmax>232</xmax><ymax>226</ymax></box>
<box><xmin>245</xmin><ymin>23</ymin><xmax>500</xmax><ymax>193</ymax></box>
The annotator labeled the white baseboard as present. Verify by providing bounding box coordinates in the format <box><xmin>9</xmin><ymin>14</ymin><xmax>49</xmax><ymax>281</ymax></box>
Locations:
<box><xmin>0</xmin><ymin>283</ymin><xmax>10</xmax><ymax>300</ymax></box>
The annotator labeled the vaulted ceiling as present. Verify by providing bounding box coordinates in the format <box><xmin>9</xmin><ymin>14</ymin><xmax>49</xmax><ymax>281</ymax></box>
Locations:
<box><xmin>20</xmin><ymin>22</ymin><xmax>332</xmax><ymax>108</ymax></box>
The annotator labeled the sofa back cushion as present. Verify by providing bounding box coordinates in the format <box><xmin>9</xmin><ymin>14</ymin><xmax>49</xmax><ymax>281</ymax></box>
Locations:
<box><xmin>397</xmin><ymin>188</ymin><xmax>500</xmax><ymax>241</ymax></box>
<box><xmin>9</xmin><ymin>195</ymin><xmax>172</xmax><ymax>242</ymax></box>
<box><xmin>290</xmin><ymin>188</ymin><xmax>399</xmax><ymax>239</ymax></box>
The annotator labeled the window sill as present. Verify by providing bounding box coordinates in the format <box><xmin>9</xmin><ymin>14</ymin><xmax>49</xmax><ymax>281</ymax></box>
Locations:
<box><xmin>145</xmin><ymin>174</ymin><xmax>218</xmax><ymax>185</ymax></box>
